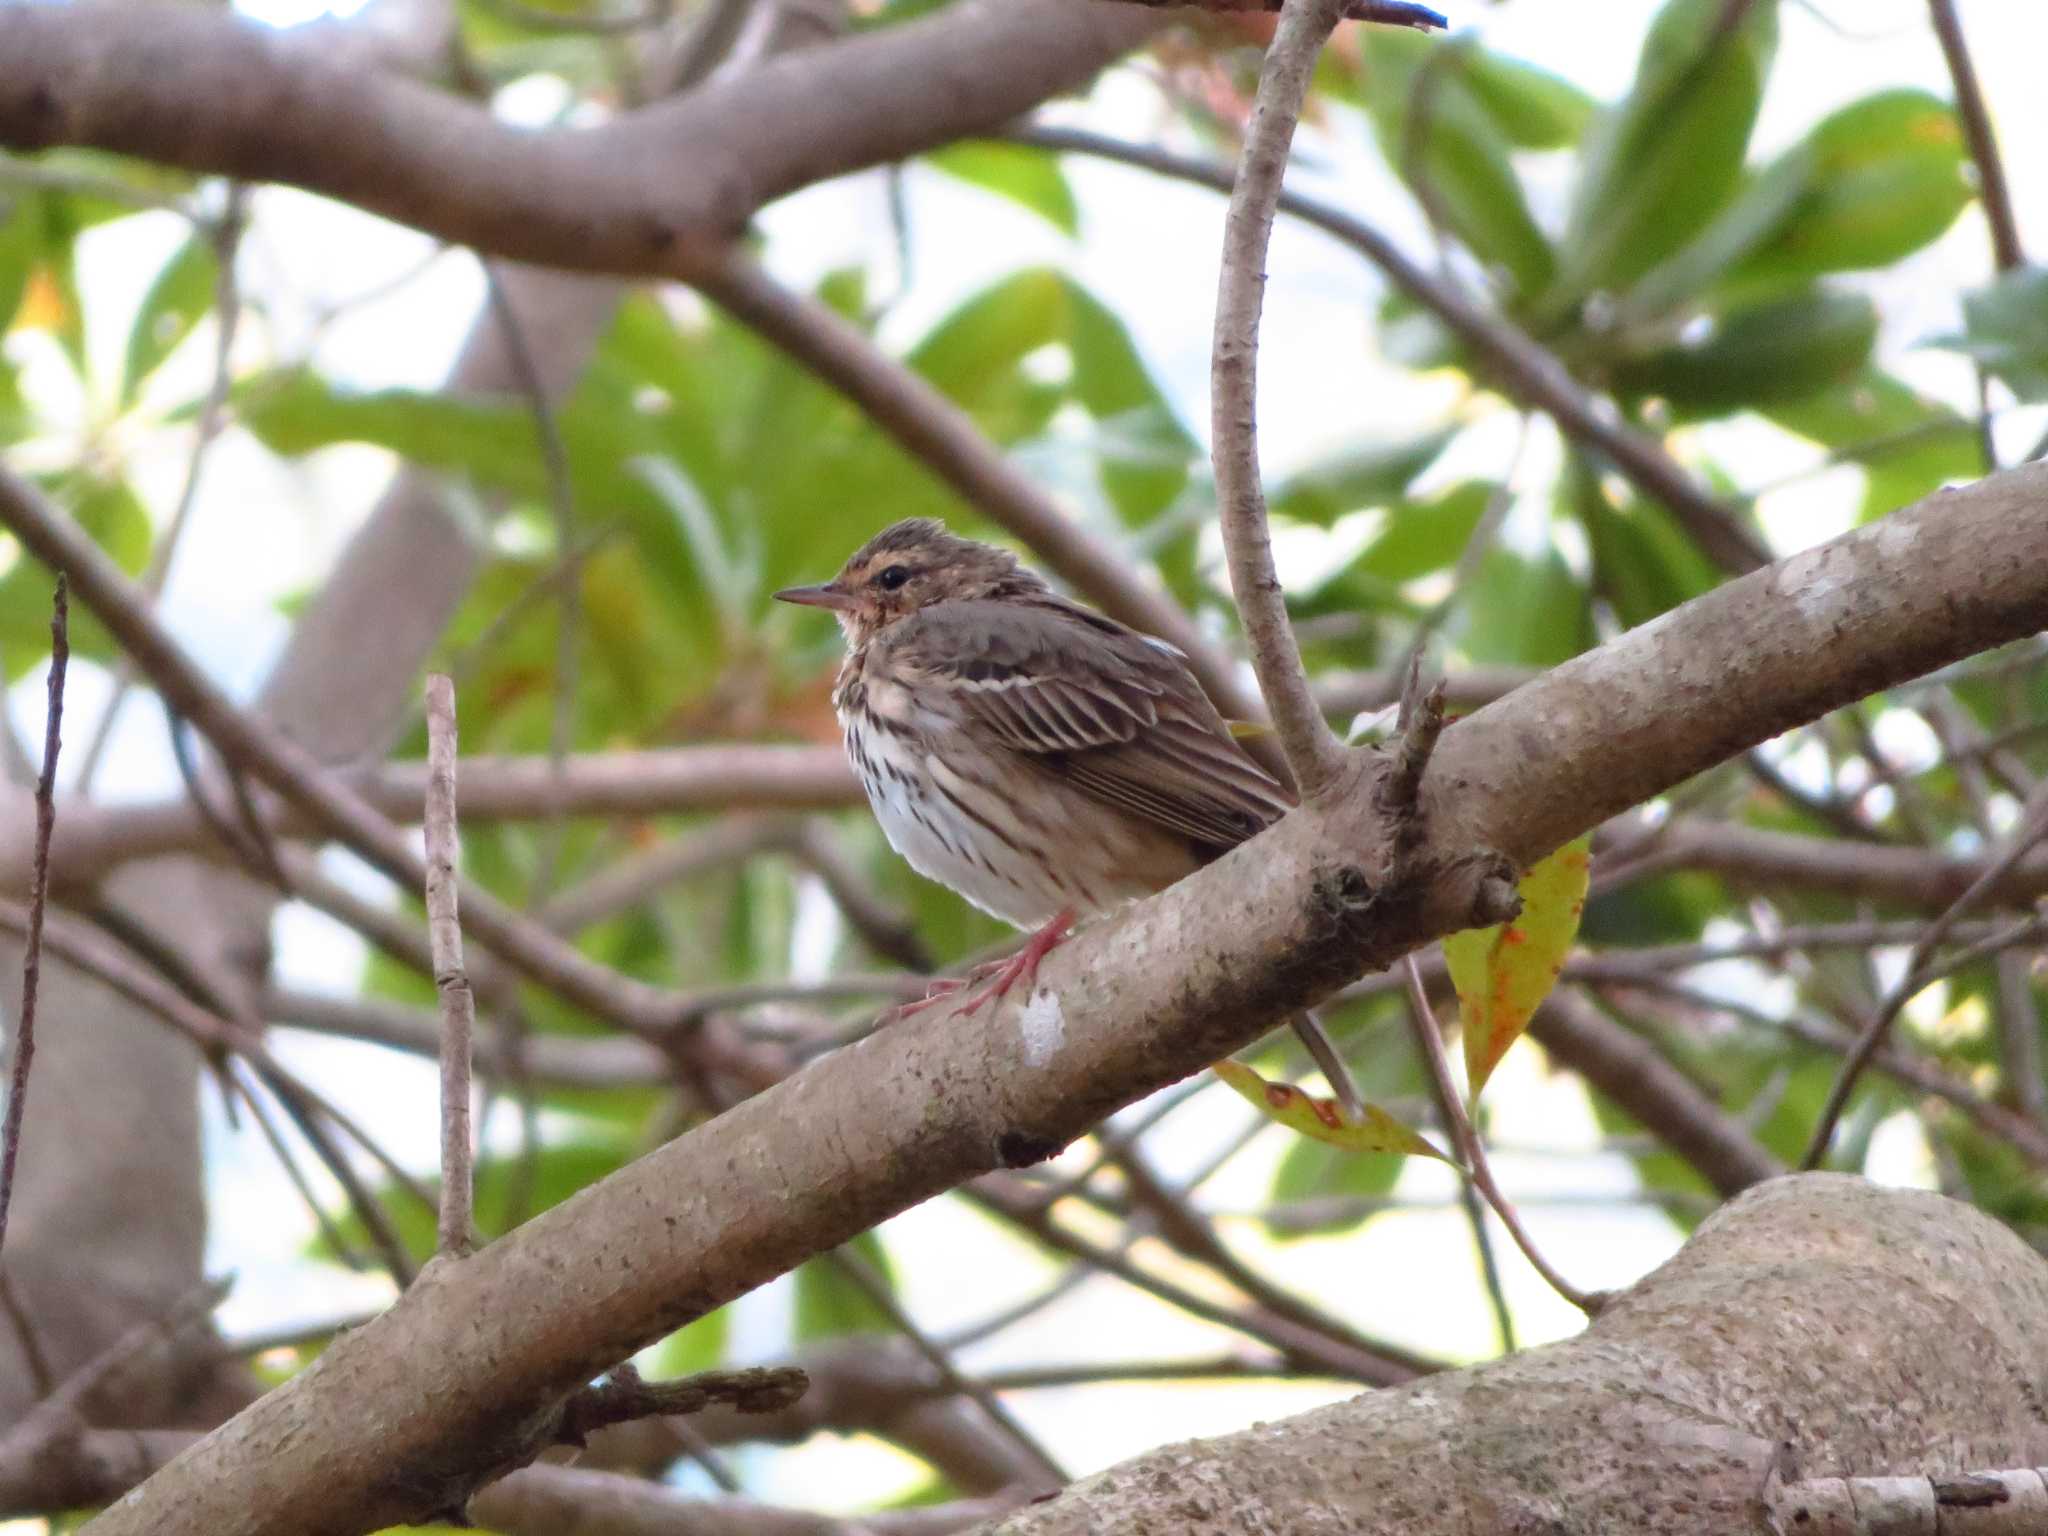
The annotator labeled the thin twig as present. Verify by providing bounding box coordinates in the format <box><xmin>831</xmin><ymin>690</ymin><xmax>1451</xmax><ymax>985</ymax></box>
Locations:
<box><xmin>1209</xmin><ymin>0</ymin><xmax>1355</xmax><ymax>798</ymax></box>
<box><xmin>1927</xmin><ymin>0</ymin><xmax>2023</xmax><ymax>273</ymax></box>
<box><xmin>0</xmin><ymin>578</ymin><xmax>65</xmax><ymax>1257</ymax></box>
<box><xmin>425</xmin><ymin>674</ymin><xmax>477</xmax><ymax>1258</ymax></box>
<box><xmin>824</xmin><ymin>1246</ymin><xmax>1067</xmax><ymax>1491</ymax></box>
<box><xmin>1402</xmin><ymin>955</ymin><xmax>1599</xmax><ymax>1315</ymax></box>
<box><xmin>1802</xmin><ymin>787</ymin><xmax>2048</xmax><ymax>1168</ymax></box>
<box><xmin>558</xmin><ymin>1363</ymin><xmax>809</xmax><ymax>1445</ymax></box>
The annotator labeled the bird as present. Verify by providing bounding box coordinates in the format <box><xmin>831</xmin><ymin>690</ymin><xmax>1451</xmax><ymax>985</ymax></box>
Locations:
<box><xmin>774</xmin><ymin>518</ymin><xmax>1364</xmax><ymax>1117</ymax></box>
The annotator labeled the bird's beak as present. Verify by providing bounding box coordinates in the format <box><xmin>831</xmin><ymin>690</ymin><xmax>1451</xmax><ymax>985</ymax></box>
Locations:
<box><xmin>773</xmin><ymin>582</ymin><xmax>856</xmax><ymax>612</ymax></box>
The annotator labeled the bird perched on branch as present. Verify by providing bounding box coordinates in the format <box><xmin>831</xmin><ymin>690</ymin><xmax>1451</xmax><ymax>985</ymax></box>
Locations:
<box><xmin>775</xmin><ymin>518</ymin><xmax>1364</xmax><ymax>1117</ymax></box>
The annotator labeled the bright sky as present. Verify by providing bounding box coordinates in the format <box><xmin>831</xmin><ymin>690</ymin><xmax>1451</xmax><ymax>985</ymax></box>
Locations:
<box><xmin>5</xmin><ymin>0</ymin><xmax>2042</xmax><ymax>1520</ymax></box>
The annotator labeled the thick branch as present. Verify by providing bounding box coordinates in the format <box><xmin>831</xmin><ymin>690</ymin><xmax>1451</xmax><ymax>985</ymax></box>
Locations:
<box><xmin>0</xmin><ymin>0</ymin><xmax>1158</xmax><ymax>278</ymax></box>
<box><xmin>74</xmin><ymin>467</ymin><xmax>2048</xmax><ymax>1536</ymax></box>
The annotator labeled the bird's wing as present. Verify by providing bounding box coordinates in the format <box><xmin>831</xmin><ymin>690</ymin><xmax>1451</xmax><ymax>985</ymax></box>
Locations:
<box><xmin>883</xmin><ymin>599</ymin><xmax>1294</xmax><ymax>853</ymax></box>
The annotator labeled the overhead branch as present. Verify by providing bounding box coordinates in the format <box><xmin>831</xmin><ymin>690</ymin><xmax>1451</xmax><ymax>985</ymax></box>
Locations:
<box><xmin>76</xmin><ymin>465</ymin><xmax>2048</xmax><ymax>1536</ymax></box>
<box><xmin>0</xmin><ymin>1</ymin><xmax>1160</xmax><ymax>279</ymax></box>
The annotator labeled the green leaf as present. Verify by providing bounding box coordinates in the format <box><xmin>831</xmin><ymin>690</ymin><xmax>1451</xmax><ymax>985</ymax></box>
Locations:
<box><xmin>1062</xmin><ymin>279</ymin><xmax>1198</xmax><ymax>528</ymax></box>
<box><xmin>0</xmin><ymin>194</ymin><xmax>41</xmax><ymax>333</ymax></box>
<box><xmin>643</xmin><ymin>1308</ymin><xmax>730</xmax><ymax>1379</ymax></box>
<box><xmin>1445</xmin><ymin>835</ymin><xmax>1592</xmax><ymax>1103</ymax></box>
<box><xmin>1357</xmin><ymin>30</ymin><xmax>1555</xmax><ymax>295</ymax></box>
<box><xmin>1354</xmin><ymin>479</ymin><xmax>1493</xmax><ymax>584</ymax></box>
<box><xmin>1765</xmin><ymin>370</ymin><xmax>1981</xmax><ymax>521</ymax></box>
<box><xmin>1567</xmin><ymin>457</ymin><xmax>1721</xmax><ymax>627</ymax></box>
<box><xmin>1552</xmin><ymin>0</ymin><xmax>1777</xmax><ymax>310</ymax></box>
<box><xmin>313</xmin><ymin>1137</ymin><xmax>633</xmax><ymax>1266</ymax></box>
<box><xmin>794</xmin><ymin>1229</ymin><xmax>898</xmax><ymax>1341</ymax></box>
<box><xmin>239</xmin><ymin>370</ymin><xmax>541</xmax><ymax>485</ymax></box>
<box><xmin>1212</xmin><ymin>1060</ymin><xmax>1452</xmax><ymax>1161</ymax></box>
<box><xmin>926</xmin><ymin>142</ymin><xmax>1079</xmax><ymax>236</ymax></box>
<box><xmin>1461</xmin><ymin>49</ymin><xmax>1595</xmax><ymax>149</ymax></box>
<box><xmin>0</xmin><ymin>472</ymin><xmax>152</xmax><ymax>677</ymax></box>
<box><xmin>122</xmin><ymin>232</ymin><xmax>217</xmax><ymax>405</ymax></box>
<box><xmin>1619</xmin><ymin>149</ymin><xmax>1813</xmax><ymax>322</ymax></box>
<box><xmin>1612</xmin><ymin>288</ymin><xmax>1877</xmax><ymax>417</ymax></box>
<box><xmin>1269</xmin><ymin>428</ymin><xmax>1457</xmax><ymax>528</ymax></box>
<box><xmin>1454</xmin><ymin>545</ymin><xmax>1594</xmax><ymax>667</ymax></box>
<box><xmin>1940</xmin><ymin>265</ymin><xmax>2048</xmax><ymax>403</ymax></box>
<box><xmin>1734</xmin><ymin>90</ymin><xmax>1971</xmax><ymax>284</ymax></box>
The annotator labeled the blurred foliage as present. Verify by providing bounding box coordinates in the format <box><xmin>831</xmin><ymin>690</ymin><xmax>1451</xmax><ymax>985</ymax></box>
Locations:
<box><xmin>3</xmin><ymin>0</ymin><xmax>2043</xmax><ymax>1462</ymax></box>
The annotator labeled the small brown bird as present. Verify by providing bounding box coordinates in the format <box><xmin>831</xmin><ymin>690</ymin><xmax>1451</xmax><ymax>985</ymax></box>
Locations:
<box><xmin>776</xmin><ymin>519</ymin><xmax>1362</xmax><ymax>1113</ymax></box>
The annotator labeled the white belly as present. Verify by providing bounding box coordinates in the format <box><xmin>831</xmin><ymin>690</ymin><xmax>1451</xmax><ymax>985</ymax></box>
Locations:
<box><xmin>846</xmin><ymin>714</ymin><xmax>1063</xmax><ymax>928</ymax></box>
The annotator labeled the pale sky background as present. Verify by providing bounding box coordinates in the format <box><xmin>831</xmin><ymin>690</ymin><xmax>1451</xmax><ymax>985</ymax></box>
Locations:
<box><xmin>3</xmin><ymin>0</ymin><xmax>2044</xmax><ymax>1523</ymax></box>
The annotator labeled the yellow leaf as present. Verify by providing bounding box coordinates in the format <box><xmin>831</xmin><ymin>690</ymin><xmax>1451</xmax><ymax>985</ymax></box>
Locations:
<box><xmin>1445</xmin><ymin>834</ymin><xmax>1592</xmax><ymax>1104</ymax></box>
<box><xmin>11</xmin><ymin>266</ymin><xmax>66</xmax><ymax>334</ymax></box>
<box><xmin>1213</xmin><ymin>1059</ymin><xmax>1454</xmax><ymax>1162</ymax></box>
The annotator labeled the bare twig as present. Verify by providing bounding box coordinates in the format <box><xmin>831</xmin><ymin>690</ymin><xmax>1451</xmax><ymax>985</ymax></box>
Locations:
<box><xmin>1209</xmin><ymin>0</ymin><xmax>1355</xmax><ymax>797</ymax></box>
<box><xmin>424</xmin><ymin>675</ymin><xmax>478</xmax><ymax>1257</ymax></box>
<box><xmin>1402</xmin><ymin>956</ymin><xmax>1599</xmax><ymax>1315</ymax></box>
<box><xmin>0</xmin><ymin>578</ymin><xmax>65</xmax><ymax>1257</ymax></box>
<box><xmin>1927</xmin><ymin>0</ymin><xmax>2023</xmax><ymax>273</ymax></box>
<box><xmin>823</xmin><ymin>1246</ymin><xmax>1066</xmax><ymax>1491</ymax></box>
<box><xmin>1802</xmin><ymin>788</ymin><xmax>2048</xmax><ymax>1168</ymax></box>
<box><xmin>558</xmin><ymin>1363</ymin><xmax>809</xmax><ymax>1445</ymax></box>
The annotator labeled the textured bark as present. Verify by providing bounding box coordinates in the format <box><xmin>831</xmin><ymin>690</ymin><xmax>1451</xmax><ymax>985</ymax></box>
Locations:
<box><xmin>982</xmin><ymin>1175</ymin><xmax>2048</xmax><ymax>1534</ymax></box>
<box><xmin>70</xmin><ymin>466</ymin><xmax>2048</xmax><ymax>1536</ymax></box>
<box><xmin>0</xmin><ymin>0</ymin><xmax>1159</xmax><ymax>278</ymax></box>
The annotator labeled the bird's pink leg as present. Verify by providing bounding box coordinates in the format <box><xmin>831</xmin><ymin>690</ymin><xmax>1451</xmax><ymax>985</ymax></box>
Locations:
<box><xmin>896</xmin><ymin>908</ymin><xmax>1076</xmax><ymax>1020</ymax></box>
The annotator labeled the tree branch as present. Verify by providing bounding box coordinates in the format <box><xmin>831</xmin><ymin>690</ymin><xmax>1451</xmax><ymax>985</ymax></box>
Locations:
<box><xmin>1927</xmin><ymin>0</ymin><xmax>2024</xmax><ymax>272</ymax></box>
<box><xmin>74</xmin><ymin>465</ymin><xmax>2048</xmax><ymax>1536</ymax></box>
<box><xmin>983</xmin><ymin>1177</ymin><xmax>2048</xmax><ymax>1533</ymax></box>
<box><xmin>0</xmin><ymin>0</ymin><xmax>1159</xmax><ymax>279</ymax></box>
<box><xmin>1209</xmin><ymin>0</ymin><xmax>1353</xmax><ymax>797</ymax></box>
<box><xmin>0</xmin><ymin>580</ymin><xmax>65</xmax><ymax>1257</ymax></box>
<box><xmin>423</xmin><ymin>675</ymin><xmax>477</xmax><ymax>1258</ymax></box>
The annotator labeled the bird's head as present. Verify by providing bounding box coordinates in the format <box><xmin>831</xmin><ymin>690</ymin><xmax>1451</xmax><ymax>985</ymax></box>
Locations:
<box><xmin>774</xmin><ymin>519</ymin><xmax>1046</xmax><ymax>646</ymax></box>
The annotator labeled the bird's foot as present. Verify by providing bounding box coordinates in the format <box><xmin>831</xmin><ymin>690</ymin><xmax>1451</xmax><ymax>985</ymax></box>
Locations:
<box><xmin>894</xmin><ymin>908</ymin><xmax>1076</xmax><ymax>1020</ymax></box>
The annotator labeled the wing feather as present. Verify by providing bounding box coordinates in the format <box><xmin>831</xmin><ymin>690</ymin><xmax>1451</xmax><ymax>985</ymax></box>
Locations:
<box><xmin>881</xmin><ymin>599</ymin><xmax>1293</xmax><ymax>856</ymax></box>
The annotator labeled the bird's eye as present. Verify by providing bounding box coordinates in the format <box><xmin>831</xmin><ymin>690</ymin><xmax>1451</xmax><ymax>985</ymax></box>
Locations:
<box><xmin>875</xmin><ymin>564</ymin><xmax>913</xmax><ymax>591</ymax></box>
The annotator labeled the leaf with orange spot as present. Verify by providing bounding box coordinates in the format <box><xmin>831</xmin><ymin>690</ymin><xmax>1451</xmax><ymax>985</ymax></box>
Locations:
<box><xmin>1212</xmin><ymin>1060</ymin><xmax>1454</xmax><ymax>1163</ymax></box>
<box><xmin>1445</xmin><ymin>835</ymin><xmax>1591</xmax><ymax>1104</ymax></box>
